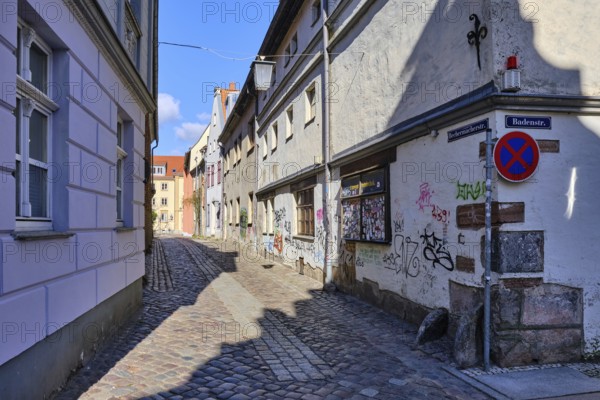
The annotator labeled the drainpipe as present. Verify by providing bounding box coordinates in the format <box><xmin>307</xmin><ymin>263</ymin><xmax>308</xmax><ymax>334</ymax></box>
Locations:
<box><xmin>483</xmin><ymin>128</ymin><xmax>495</xmax><ymax>371</ymax></box>
<box><xmin>321</xmin><ymin>1</ymin><xmax>333</xmax><ymax>288</ymax></box>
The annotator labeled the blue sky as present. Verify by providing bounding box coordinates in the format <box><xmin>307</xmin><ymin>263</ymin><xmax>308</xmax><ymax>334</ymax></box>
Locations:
<box><xmin>157</xmin><ymin>1</ymin><xmax>275</xmax><ymax>156</ymax></box>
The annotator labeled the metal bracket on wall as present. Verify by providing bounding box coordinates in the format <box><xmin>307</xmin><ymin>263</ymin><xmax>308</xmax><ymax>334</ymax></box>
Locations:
<box><xmin>467</xmin><ymin>14</ymin><xmax>487</xmax><ymax>70</ymax></box>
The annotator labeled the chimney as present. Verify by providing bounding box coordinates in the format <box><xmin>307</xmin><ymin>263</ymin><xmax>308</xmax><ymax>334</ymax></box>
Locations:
<box><xmin>229</xmin><ymin>82</ymin><xmax>236</xmax><ymax>91</ymax></box>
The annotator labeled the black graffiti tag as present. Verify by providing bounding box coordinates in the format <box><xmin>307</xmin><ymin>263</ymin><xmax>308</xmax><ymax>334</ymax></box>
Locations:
<box><xmin>420</xmin><ymin>229</ymin><xmax>454</xmax><ymax>271</ymax></box>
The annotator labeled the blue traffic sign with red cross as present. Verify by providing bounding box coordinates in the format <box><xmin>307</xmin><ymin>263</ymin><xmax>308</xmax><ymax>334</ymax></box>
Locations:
<box><xmin>494</xmin><ymin>131</ymin><xmax>540</xmax><ymax>182</ymax></box>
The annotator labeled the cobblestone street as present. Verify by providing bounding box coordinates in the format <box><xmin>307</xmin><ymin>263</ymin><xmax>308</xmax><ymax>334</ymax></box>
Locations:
<box><xmin>54</xmin><ymin>237</ymin><xmax>490</xmax><ymax>400</ymax></box>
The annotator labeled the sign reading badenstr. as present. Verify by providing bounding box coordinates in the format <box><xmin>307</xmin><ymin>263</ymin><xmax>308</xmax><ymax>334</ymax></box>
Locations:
<box><xmin>505</xmin><ymin>115</ymin><xmax>552</xmax><ymax>129</ymax></box>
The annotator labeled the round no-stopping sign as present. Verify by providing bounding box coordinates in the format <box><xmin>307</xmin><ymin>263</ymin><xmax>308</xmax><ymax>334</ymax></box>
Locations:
<box><xmin>494</xmin><ymin>131</ymin><xmax>540</xmax><ymax>182</ymax></box>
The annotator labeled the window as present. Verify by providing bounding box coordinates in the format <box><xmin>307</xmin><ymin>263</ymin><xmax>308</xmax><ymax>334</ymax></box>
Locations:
<box><xmin>161</xmin><ymin>211</ymin><xmax>168</xmax><ymax>222</ymax></box>
<box><xmin>247</xmin><ymin>120</ymin><xmax>255</xmax><ymax>153</ymax></box>
<box><xmin>237</xmin><ymin>136</ymin><xmax>242</xmax><ymax>163</ymax></box>
<box><xmin>296</xmin><ymin>188</ymin><xmax>314</xmax><ymax>236</ymax></box>
<box><xmin>271</xmin><ymin>123</ymin><xmax>278</xmax><ymax>152</ymax></box>
<box><xmin>305</xmin><ymin>84</ymin><xmax>316</xmax><ymax>123</ymax></box>
<box><xmin>286</xmin><ymin>106</ymin><xmax>294</xmax><ymax>139</ymax></box>
<box><xmin>341</xmin><ymin>167</ymin><xmax>389</xmax><ymax>242</ymax></box>
<box><xmin>217</xmin><ymin>161</ymin><xmax>221</xmax><ymax>184</ymax></box>
<box><xmin>229</xmin><ymin>200</ymin><xmax>233</xmax><ymax>225</ymax></box>
<box><xmin>206</xmin><ymin>204</ymin><xmax>211</xmax><ymax>227</ymax></box>
<box><xmin>233</xmin><ymin>140</ymin><xmax>238</xmax><ymax>166</ymax></box>
<box><xmin>153</xmin><ymin>166</ymin><xmax>165</xmax><ymax>175</ymax></box>
<box><xmin>262</xmin><ymin>134</ymin><xmax>268</xmax><ymax>159</ymax></box>
<box><xmin>248</xmin><ymin>193</ymin><xmax>253</xmax><ymax>225</ymax></box>
<box><xmin>152</xmin><ymin>197</ymin><xmax>156</xmax><ymax>206</ymax></box>
<box><xmin>116</xmin><ymin>119</ymin><xmax>127</xmax><ymax>221</ymax></box>
<box><xmin>236</xmin><ymin>198</ymin><xmax>240</xmax><ymax>225</ymax></box>
<box><xmin>312</xmin><ymin>0</ymin><xmax>321</xmax><ymax>25</ymax></box>
<box><xmin>161</xmin><ymin>182</ymin><xmax>168</xmax><ymax>190</ymax></box>
<box><xmin>268</xmin><ymin>198</ymin><xmax>274</xmax><ymax>234</ymax></box>
<box><xmin>15</xmin><ymin>24</ymin><xmax>55</xmax><ymax>223</ymax></box>
<box><xmin>284</xmin><ymin>44</ymin><xmax>291</xmax><ymax>67</ymax></box>
<box><xmin>291</xmin><ymin>34</ymin><xmax>298</xmax><ymax>55</ymax></box>
<box><xmin>161</xmin><ymin>198</ymin><xmax>167</xmax><ymax>206</ymax></box>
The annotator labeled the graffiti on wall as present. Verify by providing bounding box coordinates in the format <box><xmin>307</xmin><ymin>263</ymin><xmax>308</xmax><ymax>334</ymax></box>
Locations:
<box><xmin>431</xmin><ymin>205</ymin><xmax>451</xmax><ymax>224</ymax></box>
<box><xmin>274</xmin><ymin>232</ymin><xmax>283</xmax><ymax>253</ymax></box>
<box><xmin>240</xmin><ymin>208</ymin><xmax>248</xmax><ymax>240</ymax></box>
<box><xmin>415</xmin><ymin>182</ymin><xmax>434</xmax><ymax>211</ymax></box>
<box><xmin>382</xmin><ymin>234</ymin><xmax>422</xmax><ymax>278</ymax></box>
<box><xmin>316</xmin><ymin>208</ymin><xmax>324</xmax><ymax>223</ymax></box>
<box><xmin>456</xmin><ymin>181</ymin><xmax>486</xmax><ymax>201</ymax></box>
<box><xmin>420</xmin><ymin>229</ymin><xmax>454</xmax><ymax>271</ymax></box>
<box><xmin>338</xmin><ymin>240</ymin><xmax>355</xmax><ymax>267</ymax></box>
<box><xmin>273</xmin><ymin>207</ymin><xmax>286</xmax><ymax>254</ymax></box>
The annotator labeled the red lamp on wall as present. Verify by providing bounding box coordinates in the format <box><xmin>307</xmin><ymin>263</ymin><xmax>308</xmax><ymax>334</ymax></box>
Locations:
<box><xmin>502</xmin><ymin>55</ymin><xmax>521</xmax><ymax>92</ymax></box>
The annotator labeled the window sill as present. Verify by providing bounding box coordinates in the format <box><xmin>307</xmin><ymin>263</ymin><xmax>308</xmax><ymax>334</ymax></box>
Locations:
<box><xmin>293</xmin><ymin>235</ymin><xmax>314</xmax><ymax>241</ymax></box>
<box><xmin>115</xmin><ymin>227</ymin><xmax>136</xmax><ymax>233</ymax></box>
<box><xmin>11</xmin><ymin>230</ymin><xmax>75</xmax><ymax>241</ymax></box>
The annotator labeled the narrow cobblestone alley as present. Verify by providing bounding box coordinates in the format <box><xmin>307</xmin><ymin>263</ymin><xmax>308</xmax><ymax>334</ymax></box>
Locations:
<box><xmin>54</xmin><ymin>238</ymin><xmax>490</xmax><ymax>400</ymax></box>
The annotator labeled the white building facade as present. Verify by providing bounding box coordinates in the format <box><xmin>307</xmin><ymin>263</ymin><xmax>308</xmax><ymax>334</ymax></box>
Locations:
<box><xmin>0</xmin><ymin>0</ymin><xmax>157</xmax><ymax>397</ymax></box>
<box><xmin>220</xmin><ymin>0</ymin><xmax>600</xmax><ymax>367</ymax></box>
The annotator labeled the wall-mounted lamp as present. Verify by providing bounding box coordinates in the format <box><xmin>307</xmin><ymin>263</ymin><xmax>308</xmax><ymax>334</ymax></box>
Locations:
<box><xmin>502</xmin><ymin>55</ymin><xmax>521</xmax><ymax>92</ymax></box>
<box><xmin>252</xmin><ymin>58</ymin><xmax>276</xmax><ymax>91</ymax></box>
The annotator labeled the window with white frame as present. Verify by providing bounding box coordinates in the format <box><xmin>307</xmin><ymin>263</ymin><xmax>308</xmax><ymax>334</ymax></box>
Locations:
<box><xmin>247</xmin><ymin>120</ymin><xmax>255</xmax><ymax>153</ymax></box>
<box><xmin>206</xmin><ymin>204</ymin><xmax>211</xmax><ymax>227</ymax></box>
<box><xmin>286</xmin><ymin>106</ymin><xmax>294</xmax><ymax>139</ymax></box>
<box><xmin>161</xmin><ymin>182</ymin><xmax>168</xmax><ymax>190</ymax></box>
<box><xmin>312</xmin><ymin>0</ymin><xmax>321</xmax><ymax>25</ymax></box>
<box><xmin>152</xmin><ymin>197</ymin><xmax>156</xmax><ymax>206</ymax></box>
<box><xmin>284</xmin><ymin>44</ymin><xmax>291</xmax><ymax>66</ymax></box>
<box><xmin>161</xmin><ymin>197</ymin><xmax>167</xmax><ymax>206</ymax></box>
<box><xmin>262</xmin><ymin>134</ymin><xmax>268</xmax><ymax>159</ymax></box>
<box><xmin>268</xmin><ymin>198</ymin><xmax>274</xmax><ymax>234</ymax></box>
<box><xmin>271</xmin><ymin>122</ymin><xmax>278</xmax><ymax>151</ymax></box>
<box><xmin>291</xmin><ymin>33</ymin><xmax>298</xmax><ymax>55</ymax></box>
<box><xmin>153</xmin><ymin>165</ymin><xmax>165</xmax><ymax>175</ymax></box>
<box><xmin>161</xmin><ymin>211</ymin><xmax>168</xmax><ymax>222</ymax></box>
<box><xmin>116</xmin><ymin>119</ymin><xmax>127</xmax><ymax>222</ymax></box>
<box><xmin>248</xmin><ymin>192</ymin><xmax>253</xmax><ymax>225</ymax></box>
<box><xmin>236</xmin><ymin>136</ymin><xmax>242</xmax><ymax>163</ymax></box>
<box><xmin>229</xmin><ymin>200</ymin><xmax>233</xmax><ymax>225</ymax></box>
<box><xmin>15</xmin><ymin>23</ymin><xmax>57</xmax><ymax>224</ymax></box>
<box><xmin>305</xmin><ymin>84</ymin><xmax>316</xmax><ymax>123</ymax></box>
<box><xmin>233</xmin><ymin>140</ymin><xmax>238</xmax><ymax>166</ymax></box>
<box><xmin>236</xmin><ymin>197</ymin><xmax>240</xmax><ymax>225</ymax></box>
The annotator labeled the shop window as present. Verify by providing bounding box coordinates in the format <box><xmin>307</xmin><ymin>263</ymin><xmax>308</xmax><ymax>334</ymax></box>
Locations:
<box><xmin>341</xmin><ymin>167</ymin><xmax>389</xmax><ymax>242</ymax></box>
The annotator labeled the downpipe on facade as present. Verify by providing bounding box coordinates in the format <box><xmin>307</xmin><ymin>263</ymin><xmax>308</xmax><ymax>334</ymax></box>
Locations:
<box><xmin>321</xmin><ymin>0</ymin><xmax>334</xmax><ymax>290</ymax></box>
<box><xmin>484</xmin><ymin>128</ymin><xmax>496</xmax><ymax>371</ymax></box>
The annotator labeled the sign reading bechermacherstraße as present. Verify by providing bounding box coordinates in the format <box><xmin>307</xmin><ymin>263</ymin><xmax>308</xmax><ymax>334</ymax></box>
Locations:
<box><xmin>447</xmin><ymin>119</ymin><xmax>489</xmax><ymax>142</ymax></box>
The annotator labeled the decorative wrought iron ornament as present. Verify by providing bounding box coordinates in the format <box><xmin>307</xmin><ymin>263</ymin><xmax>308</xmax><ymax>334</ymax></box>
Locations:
<box><xmin>467</xmin><ymin>14</ymin><xmax>487</xmax><ymax>70</ymax></box>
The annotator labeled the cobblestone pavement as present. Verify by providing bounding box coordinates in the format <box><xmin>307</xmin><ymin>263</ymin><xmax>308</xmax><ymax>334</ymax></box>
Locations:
<box><xmin>54</xmin><ymin>237</ymin><xmax>491</xmax><ymax>400</ymax></box>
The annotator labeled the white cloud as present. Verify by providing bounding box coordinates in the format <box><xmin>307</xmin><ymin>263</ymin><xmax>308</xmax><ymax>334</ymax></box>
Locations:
<box><xmin>196</xmin><ymin>112</ymin><xmax>211</xmax><ymax>122</ymax></box>
<box><xmin>158</xmin><ymin>93</ymin><xmax>181</xmax><ymax>125</ymax></box>
<box><xmin>175</xmin><ymin>122</ymin><xmax>206</xmax><ymax>142</ymax></box>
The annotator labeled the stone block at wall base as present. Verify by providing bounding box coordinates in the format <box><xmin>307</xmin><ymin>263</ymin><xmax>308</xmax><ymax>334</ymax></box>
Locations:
<box><xmin>492</xmin><ymin>328</ymin><xmax>582</xmax><ymax>367</ymax></box>
<box><xmin>0</xmin><ymin>279</ymin><xmax>143</xmax><ymax>400</ymax></box>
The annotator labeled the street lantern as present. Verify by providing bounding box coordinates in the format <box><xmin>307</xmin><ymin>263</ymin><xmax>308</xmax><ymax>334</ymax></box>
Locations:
<box><xmin>252</xmin><ymin>59</ymin><xmax>275</xmax><ymax>91</ymax></box>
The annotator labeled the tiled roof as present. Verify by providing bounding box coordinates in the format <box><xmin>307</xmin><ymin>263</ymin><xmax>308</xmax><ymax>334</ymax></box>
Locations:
<box><xmin>153</xmin><ymin>155</ymin><xmax>185</xmax><ymax>177</ymax></box>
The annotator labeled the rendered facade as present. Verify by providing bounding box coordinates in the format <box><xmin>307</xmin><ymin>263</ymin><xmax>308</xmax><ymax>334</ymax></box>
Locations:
<box><xmin>152</xmin><ymin>155</ymin><xmax>187</xmax><ymax>235</ymax></box>
<box><xmin>0</xmin><ymin>0</ymin><xmax>158</xmax><ymax>397</ymax></box>
<box><xmin>217</xmin><ymin>0</ymin><xmax>600</xmax><ymax>367</ymax></box>
<box><xmin>204</xmin><ymin>82</ymin><xmax>239</xmax><ymax>238</ymax></box>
